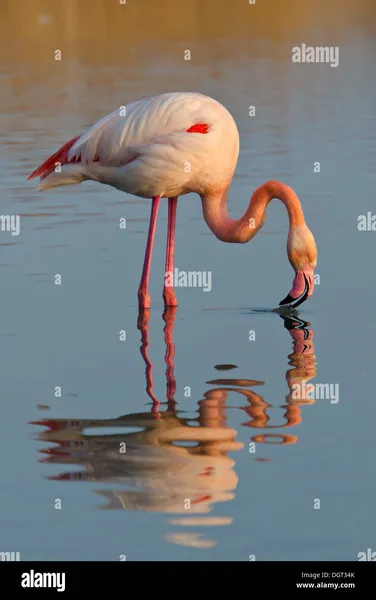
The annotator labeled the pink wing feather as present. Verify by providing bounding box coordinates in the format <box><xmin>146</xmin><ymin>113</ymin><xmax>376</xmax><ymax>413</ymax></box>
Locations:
<box><xmin>27</xmin><ymin>93</ymin><xmax>213</xmax><ymax>182</ymax></box>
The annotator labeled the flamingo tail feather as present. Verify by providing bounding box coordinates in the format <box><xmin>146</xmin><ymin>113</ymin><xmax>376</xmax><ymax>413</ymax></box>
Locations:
<box><xmin>36</xmin><ymin>166</ymin><xmax>87</xmax><ymax>191</ymax></box>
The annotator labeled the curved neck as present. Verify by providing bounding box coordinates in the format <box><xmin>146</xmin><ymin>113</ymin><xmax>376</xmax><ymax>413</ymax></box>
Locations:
<box><xmin>200</xmin><ymin>180</ymin><xmax>306</xmax><ymax>243</ymax></box>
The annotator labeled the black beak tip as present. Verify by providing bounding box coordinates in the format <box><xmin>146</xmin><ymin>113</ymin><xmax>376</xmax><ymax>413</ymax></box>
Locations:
<box><xmin>279</xmin><ymin>294</ymin><xmax>294</xmax><ymax>307</ymax></box>
<box><xmin>278</xmin><ymin>274</ymin><xmax>310</xmax><ymax>310</ymax></box>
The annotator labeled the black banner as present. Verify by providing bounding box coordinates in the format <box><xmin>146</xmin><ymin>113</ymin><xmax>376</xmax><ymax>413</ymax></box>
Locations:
<box><xmin>0</xmin><ymin>561</ymin><xmax>373</xmax><ymax>593</ymax></box>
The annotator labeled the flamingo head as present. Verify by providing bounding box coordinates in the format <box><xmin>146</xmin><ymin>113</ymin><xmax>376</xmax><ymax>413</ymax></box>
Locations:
<box><xmin>279</xmin><ymin>224</ymin><xmax>317</xmax><ymax>309</ymax></box>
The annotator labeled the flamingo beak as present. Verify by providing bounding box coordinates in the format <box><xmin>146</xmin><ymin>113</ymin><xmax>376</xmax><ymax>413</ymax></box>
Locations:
<box><xmin>279</xmin><ymin>266</ymin><xmax>314</xmax><ymax>309</ymax></box>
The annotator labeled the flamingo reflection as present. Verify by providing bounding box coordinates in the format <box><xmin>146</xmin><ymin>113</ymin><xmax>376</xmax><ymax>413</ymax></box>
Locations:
<box><xmin>30</xmin><ymin>309</ymin><xmax>316</xmax><ymax>548</ymax></box>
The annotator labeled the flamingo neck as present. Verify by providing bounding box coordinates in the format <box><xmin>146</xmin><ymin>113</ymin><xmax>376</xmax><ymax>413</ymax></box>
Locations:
<box><xmin>200</xmin><ymin>180</ymin><xmax>306</xmax><ymax>243</ymax></box>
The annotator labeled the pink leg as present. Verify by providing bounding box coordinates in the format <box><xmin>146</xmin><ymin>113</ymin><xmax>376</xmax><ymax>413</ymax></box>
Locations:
<box><xmin>163</xmin><ymin>196</ymin><xmax>178</xmax><ymax>307</ymax></box>
<box><xmin>138</xmin><ymin>196</ymin><xmax>161</xmax><ymax>310</ymax></box>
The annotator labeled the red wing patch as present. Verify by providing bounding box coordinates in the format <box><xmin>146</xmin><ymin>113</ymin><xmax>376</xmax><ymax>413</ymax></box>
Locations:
<box><xmin>190</xmin><ymin>495</ymin><xmax>212</xmax><ymax>505</ymax></box>
<box><xmin>186</xmin><ymin>123</ymin><xmax>209</xmax><ymax>134</ymax></box>
<box><xmin>27</xmin><ymin>135</ymin><xmax>81</xmax><ymax>180</ymax></box>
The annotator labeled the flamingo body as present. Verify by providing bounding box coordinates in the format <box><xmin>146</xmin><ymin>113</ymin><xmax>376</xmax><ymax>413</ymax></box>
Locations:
<box><xmin>28</xmin><ymin>92</ymin><xmax>317</xmax><ymax>311</ymax></box>
<box><xmin>29</xmin><ymin>92</ymin><xmax>239</xmax><ymax>199</ymax></box>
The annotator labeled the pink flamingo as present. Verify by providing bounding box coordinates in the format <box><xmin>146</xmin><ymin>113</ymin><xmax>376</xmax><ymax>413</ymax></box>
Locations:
<box><xmin>28</xmin><ymin>92</ymin><xmax>317</xmax><ymax>310</ymax></box>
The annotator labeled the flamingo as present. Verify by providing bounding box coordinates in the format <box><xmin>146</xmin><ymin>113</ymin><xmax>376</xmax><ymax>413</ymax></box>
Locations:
<box><xmin>28</xmin><ymin>92</ymin><xmax>317</xmax><ymax>310</ymax></box>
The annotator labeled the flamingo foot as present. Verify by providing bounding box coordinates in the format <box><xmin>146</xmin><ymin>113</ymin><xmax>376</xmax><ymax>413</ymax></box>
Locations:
<box><xmin>138</xmin><ymin>290</ymin><xmax>151</xmax><ymax>311</ymax></box>
<box><xmin>163</xmin><ymin>289</ymin><xmax>178</xmax><ymax>308</ymax></box>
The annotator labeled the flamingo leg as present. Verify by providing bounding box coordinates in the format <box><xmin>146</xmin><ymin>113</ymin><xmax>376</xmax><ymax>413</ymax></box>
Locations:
<box><xmin>138</xmin><ymin>196</ymin><xmax>161</xmax><ymax>310</ymax></box>
<box><xmin>163</xmin><ymin>196</ymin><xmax>178</xmax><ymax>307</ymax></box>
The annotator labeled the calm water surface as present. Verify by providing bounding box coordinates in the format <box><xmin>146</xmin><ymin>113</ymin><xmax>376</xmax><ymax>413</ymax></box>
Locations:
<box><xmin>1</xmin><ymin>0</ymin><xmax>376</xmax><ymax>560</ymax></box>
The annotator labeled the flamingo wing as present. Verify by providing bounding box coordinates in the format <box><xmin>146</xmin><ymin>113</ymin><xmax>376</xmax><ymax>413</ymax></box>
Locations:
<box><xmin>28</xmin><ymin>94</ymin><xmax>212</xmax><ymax>175</ymax></box>
<box><xmin>27</xmin><ymin>92</ymin><xmax>237</xmax><ymax>196</ymax></box>
<box><xmin>67</xmin><ymin>93</ymin><xmax>213</xmax><ymax>166</ymax></box>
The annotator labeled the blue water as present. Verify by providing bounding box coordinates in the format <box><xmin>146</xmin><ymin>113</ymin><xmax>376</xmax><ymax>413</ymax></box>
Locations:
<box><xmin>1</xmin><ymin>4</ymin><xmax>376</xmax><ymax>561</ymax></box>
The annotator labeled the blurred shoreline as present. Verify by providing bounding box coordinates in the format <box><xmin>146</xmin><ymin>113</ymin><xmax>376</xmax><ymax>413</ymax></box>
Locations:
<box><xmin>2</xmin><ymin>0</ymin><xmax>376</xmax><ymax>69</ymax></box>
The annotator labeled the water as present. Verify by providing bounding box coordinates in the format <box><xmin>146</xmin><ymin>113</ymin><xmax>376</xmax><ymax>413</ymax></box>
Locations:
<box><xmin>1</xmin><ymin>0</ymin><xmax>376</xmax><ymax>561</ymax></box>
